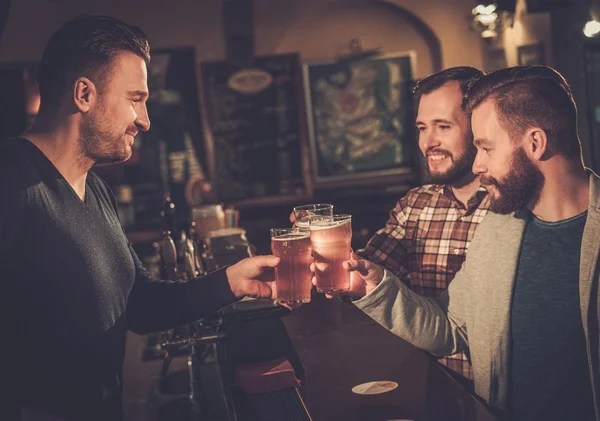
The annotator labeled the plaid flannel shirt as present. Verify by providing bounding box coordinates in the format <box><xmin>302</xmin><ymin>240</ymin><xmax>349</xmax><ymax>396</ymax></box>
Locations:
<box><xmin>359</xmin><ymin>184</ymin><xmax>490</xmax><ymax>380</ymax></box>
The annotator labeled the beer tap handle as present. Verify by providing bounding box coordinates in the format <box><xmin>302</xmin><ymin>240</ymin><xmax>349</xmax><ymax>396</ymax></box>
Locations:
<box><xmin>185</xmin><ymin>236</ymin><xmax>198</xmax><ymax>275</ymax></box>
<box><xmin>161</xmin><ymin>196</ymin><xmax>177</xmax><ymax>234</ymax></box>
<box><xmin>192</xmin><ymin>248</ymin><xmax>205</xmax><ymax>277</ymax></box>
<box><xmin>159</xmin><ymin>230</ymin><xmax>178</xmax><ymax>281</ymax></box>
<box><xmin>188</xmin><ymin>221</ymin><xmax>207</xmax><ymax>276</ymax></box>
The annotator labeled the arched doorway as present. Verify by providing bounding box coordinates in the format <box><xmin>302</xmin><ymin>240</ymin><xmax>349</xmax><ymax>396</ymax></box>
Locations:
<box><xmin>268</xmin><ymin>0</ymin><xmax>442</xmax><ymax>78</ymax></box>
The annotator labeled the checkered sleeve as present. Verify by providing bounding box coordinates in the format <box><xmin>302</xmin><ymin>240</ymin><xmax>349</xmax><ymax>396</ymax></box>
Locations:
<box><xmin>358</xmin><ymin>196</ymin><xmax>411</xmax><ymax>285</ymax></box>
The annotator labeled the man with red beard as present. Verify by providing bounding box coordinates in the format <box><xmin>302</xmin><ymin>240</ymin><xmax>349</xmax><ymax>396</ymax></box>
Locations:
<box><xmin>342</xmin><ymin>66</ymin><xmax>600</xmax><ymax>420</ymax></box>
<box><xmin>357</xmin><ymin>67</ymin><xmax>490</xmax><ymax>384</ymax></box>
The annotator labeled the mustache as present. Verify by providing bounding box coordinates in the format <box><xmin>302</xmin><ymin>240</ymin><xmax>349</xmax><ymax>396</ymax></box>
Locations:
<box><xmin>426</xmin><ymin>148</ymin><xmax>452</xmax><ymax>156</ymax></box>
<box><xmin>125</xmin><ymin>126</ymin><xmax>138</xmax><ymax>137</ymax></box>
<box><xmin>480</xmin><ymin>175</ymin><xmax>500</xmax><ymax>188</ymax></box>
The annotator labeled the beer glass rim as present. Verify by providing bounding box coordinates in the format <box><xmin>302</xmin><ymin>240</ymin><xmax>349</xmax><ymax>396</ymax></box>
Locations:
<box><xmin>293</xmin><ymin>203</ymin><xmax>333</xmax><ymax>213</ymax></box>
<box><xmin>191</xmin><ymin>204</ymin><xmax>224</xmax><ymax>215</ymax></box>
<box><xmin>306</xmin><ymin>214</ymin><xmax>351</xmax><ymax>228</ymax></box>
<box><xmin>270</xmin><ymin>227</ymin><xmax>308</xmax><ymax>239</ymax></box>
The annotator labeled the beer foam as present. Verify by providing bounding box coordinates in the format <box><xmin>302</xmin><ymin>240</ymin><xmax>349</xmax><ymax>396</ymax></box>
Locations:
<box><xmin>294</xmin><ymin>220</ymin><xmax>310</xmax><ymax>229</ymax></box>
<box><xmin>272</xmin><ymin>232</ymin><xmax>310</xmax><ymax>241</ymax></box>
<box><xmin>309</xmin><ymin>218</ymin><xmax>351</xmax><ymax>230</ymax></box>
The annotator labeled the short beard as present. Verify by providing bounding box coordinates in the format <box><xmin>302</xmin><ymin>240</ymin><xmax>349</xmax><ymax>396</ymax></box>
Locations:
<box><xmin>425</xmin><ymin>143</ymin><xmax>477</xmax><ymax>185</ymax></box>
<box><xmin>480</xmin><ymin>147</ymin><xmax>545</xmax><ymax>214</ymax></box>
<box><xmin>80</xmin><ymin>103</ymin><xmax>130</xmax><ymax>166</ymax></box>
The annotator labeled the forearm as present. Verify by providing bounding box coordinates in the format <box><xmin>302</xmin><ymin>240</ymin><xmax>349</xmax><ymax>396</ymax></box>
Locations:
<box><xmin>353</xmin><ymin>269</ymin><xmax>466</xmax><ymax>356</ymax></box>
<box><xmin>126</xmin><ymin>267</ymin><xmax>238</xmax><ymax>334</ymax></box>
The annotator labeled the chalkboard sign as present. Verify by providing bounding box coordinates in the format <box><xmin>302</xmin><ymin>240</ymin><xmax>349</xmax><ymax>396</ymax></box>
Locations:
<box><xmin>198</xmin><ymin>53</ymin><xmax>312</xmax><ymax>207</ymax></box>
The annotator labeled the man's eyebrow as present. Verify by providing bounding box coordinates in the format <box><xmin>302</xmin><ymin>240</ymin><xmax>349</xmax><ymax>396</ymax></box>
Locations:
<box><xmin>416</xmin><ymin>118</ymin><xmax>453</xmax><ymax>126</ymax></box>
<box><xmin>474</xmin><ymin>138</ymin><xmax>492</xmax><ymax>147</ymax></box>
<box><xmin>128</xmin><ymin>90</ymin><xmax>149</xmax><ymax>99</ymax></box>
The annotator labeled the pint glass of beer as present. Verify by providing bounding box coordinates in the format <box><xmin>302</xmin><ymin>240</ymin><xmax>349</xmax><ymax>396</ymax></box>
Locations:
<box><xmin>292</xmin><ymin>204</ymin><xmax>333</xmax><ymax>229</ymax></box>
<box><xmin>270</xmin><ymin>228</ymin><xmax>313</xmax><ymax>307</ymax></box>
<box><xmin>309</xmin><ymin>215</ymin><xmax>352</xmax><ymax>294</ymax></box>
<box><xmin>191</xmin><ymin>204</ymin><xmax>225</xmax><ymax>239</ymax></box>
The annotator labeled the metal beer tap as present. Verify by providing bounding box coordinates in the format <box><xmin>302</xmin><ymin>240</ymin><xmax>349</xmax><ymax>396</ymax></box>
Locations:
<box><xmin>158</xmin><ymin>197</ymin><xmax>178</xmax><ymax>281</ymax></box>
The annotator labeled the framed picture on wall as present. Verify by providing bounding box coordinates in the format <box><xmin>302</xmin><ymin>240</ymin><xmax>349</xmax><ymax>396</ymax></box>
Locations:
<box><xmin>518</xmin><ymin>43</ymin><xmax>545</xmax><ymax>66</ymax></box>
<box><xmin>304</xmin><ymin>52</ymin><xmax>417</xmax><ymax>188</ymax></box>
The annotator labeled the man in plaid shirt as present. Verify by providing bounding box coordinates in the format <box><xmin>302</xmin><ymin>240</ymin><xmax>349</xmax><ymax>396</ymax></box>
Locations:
<box><xmin>359</xmin><ymin>67</ymin><xmax>491</xmax><ymax>383</ymax></box>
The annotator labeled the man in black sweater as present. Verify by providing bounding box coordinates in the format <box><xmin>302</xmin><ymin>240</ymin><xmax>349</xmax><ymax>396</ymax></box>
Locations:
<box><xmin>0</xmin><ymin>15</ymin><xmax>281</xmax><ymax>420</ymax></box>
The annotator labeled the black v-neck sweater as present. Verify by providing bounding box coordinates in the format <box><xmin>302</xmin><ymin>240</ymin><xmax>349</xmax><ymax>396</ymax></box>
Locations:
<box><xmin>0</xmin><ymin>137</ymin><xmax>237</xmax><ymax>420</ymax></box>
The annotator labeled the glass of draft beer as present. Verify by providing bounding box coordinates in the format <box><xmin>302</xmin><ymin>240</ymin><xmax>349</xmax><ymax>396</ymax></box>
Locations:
<box><xmin>191</xmin><ymin>204</ymin><xmax>225</xmax><ymax>240</ymax></box>
<box><xmin>293</xmin><ymin>204</ymin><xmax>333</xmax><ymax>229</ymax></box>
<box><xmin>270</xmin><ymin>228</ymin><xmax>313</xmax><ymax>308</ymax></box>
<box><xmin>309</xmin><ymin>214</ymin><xmax>352</xmax><ymax>294</ymax></box>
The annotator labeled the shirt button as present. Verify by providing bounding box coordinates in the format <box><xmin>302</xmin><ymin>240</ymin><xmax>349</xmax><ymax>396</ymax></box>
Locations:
<box><xmin>453</xmin><ymin>248</ymin><xmax>461</xmax><ymax>255</ymax></box>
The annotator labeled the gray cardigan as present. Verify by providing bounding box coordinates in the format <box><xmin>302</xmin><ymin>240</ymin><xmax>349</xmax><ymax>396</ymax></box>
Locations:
<box><xmin>354</xmin><ymin>173</ymin><xmax>600</xmax><ymax>419</ymax></box>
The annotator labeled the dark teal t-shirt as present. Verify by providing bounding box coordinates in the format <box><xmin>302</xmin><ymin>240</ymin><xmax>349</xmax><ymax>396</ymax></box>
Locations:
<box><xmin>509</xmin><ymin>210</ymin><xmax>595</xmax><ymax>420</ymax></box>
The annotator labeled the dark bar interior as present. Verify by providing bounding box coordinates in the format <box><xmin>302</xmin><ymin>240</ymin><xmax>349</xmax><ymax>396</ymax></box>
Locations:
<box><xmin>1</xmin><ymin>0</ymin><xmax>599</xmax><ymax>420</ymax></box>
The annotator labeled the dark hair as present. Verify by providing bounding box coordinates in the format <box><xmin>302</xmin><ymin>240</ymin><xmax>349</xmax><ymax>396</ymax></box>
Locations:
<box><xmin>37</xmin><ymin>15</ymin><xmax>150</xmax><ymax>107</ymax></box>
<box><xmin>413</xmin><ymin>66</ymin><xmax>484</xmax><ymax>106</ymax></box>
<box><xmin>465</xmin><ymin>65</ymin><xmax>581</xmax><ymax>159</ymax></box>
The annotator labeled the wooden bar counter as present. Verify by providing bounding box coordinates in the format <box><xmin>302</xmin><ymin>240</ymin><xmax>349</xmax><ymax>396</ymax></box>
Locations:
<box><xmin>280</xmin><ymin>291</ymin><xmax>499</xmax><ymax>421</ymax></box>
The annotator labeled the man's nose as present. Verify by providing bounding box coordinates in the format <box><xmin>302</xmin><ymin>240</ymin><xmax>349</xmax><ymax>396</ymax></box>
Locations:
<box><xmin>136</xmin><ymin>104</ymin><xmax>150</xmax><ymax>132</ymax></box>
<box><xmin>421</xmin><ymin>132</ymin><xmax>440</xmax><ymax>152</ymax></box>
<box><xmin>472</xmin><ymin>153</ymin><xmax>487</xmax><ymax>175</ymax></box>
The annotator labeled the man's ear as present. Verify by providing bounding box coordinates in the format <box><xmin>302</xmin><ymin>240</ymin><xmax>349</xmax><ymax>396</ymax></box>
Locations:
<box><xmin>524</xmin><ymin>128</ymin><xmax>548</xmax><ymax>161</ymax></box>
<box><xmin>73</xmin><ymin>77</ymin><xmax>97</xmax><ymax>113</ymax></box>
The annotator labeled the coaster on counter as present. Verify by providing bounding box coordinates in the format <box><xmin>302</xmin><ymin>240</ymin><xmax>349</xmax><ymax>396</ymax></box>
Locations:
<box><xmin>351</xmin><ymin>380</ymin><xmax>398</xmax><ymax>395</ymax></box>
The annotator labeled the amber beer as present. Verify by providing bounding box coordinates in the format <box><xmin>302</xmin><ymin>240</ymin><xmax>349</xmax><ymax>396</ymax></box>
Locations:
<box><xmin>191</xmin><ymin>204</ymin><xmax>225</xmax><ymax>239</ymax></box>
<box><xmin>270</xmin><ymin>228</ymin><xmax>313</xmax><ymax>307</ymax></box>
<box><xmin>309</xmin><ymin>215</ymin><xmax>352</xmax><ymax>293</ymax></box>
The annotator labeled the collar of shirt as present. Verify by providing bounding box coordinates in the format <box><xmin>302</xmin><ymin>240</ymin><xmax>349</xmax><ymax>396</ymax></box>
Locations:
<box><xmin>440</xmin><ymin>185</ymin><xmax>489</xmax><ymax>216</ymax></box>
